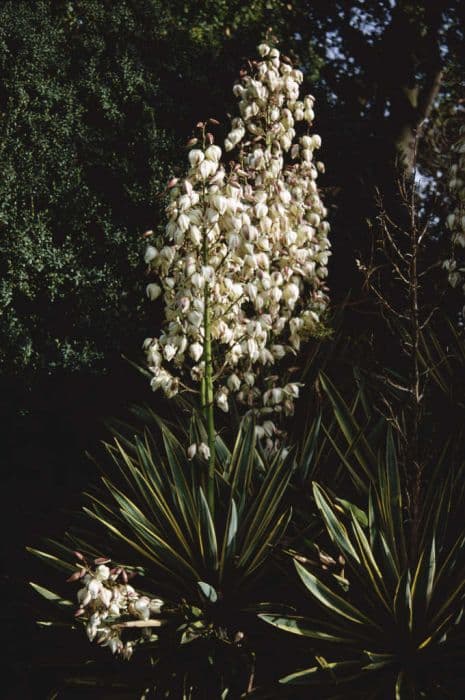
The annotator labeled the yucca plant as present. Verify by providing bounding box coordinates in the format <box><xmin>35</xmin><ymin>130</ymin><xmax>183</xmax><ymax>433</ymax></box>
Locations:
<box><xmin>29</xmin><ymin>407</ymin><xmax>295</xmax><ymax>697</ymax></box>
<box><xmin>261</xmin><ymin>424</ymin><xmax>465</xmax><ymax>697</ymax></box>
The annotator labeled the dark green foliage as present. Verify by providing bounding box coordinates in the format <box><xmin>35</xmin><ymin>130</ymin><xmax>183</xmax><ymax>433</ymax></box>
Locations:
<box><xmin>29</xmin><ymin>408</ymin><xmax>296</xmax><ymax>696</ymax></box>
<box><xmin>262</xmin><ymin>388</ymin><xmax>465</xmax><ymax>698</ymax></box>
<box><xmin>262</xmin><ymin>466</ymin><xmax>465</xmax><ymax>696</ymax></box>
<box><xmin>0</xmin><ymin>0</ymin><xmax>178</xmax><ymax>373</ymax></box>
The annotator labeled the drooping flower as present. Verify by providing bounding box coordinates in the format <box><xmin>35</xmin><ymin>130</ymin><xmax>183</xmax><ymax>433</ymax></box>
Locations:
<box><xmin>71</xmin><ymin>558</ymin><xmax>164</xmax><ymax>660</ymax></box>
<box><xmin>143</xmin><ymin>42</ymin><xmax>330</xmax><ymax>435</ymax></box>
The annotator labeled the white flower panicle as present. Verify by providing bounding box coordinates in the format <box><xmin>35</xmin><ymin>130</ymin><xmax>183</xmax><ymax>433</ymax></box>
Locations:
<box><xmin>143</xmin><ymin>43</ymin><xmax>331</xmax><ymax>439</ymax></box>
<box><xmin>443</xmin><ymin>116</ymin><xmax>465</xmax><ymax>299</ymax></box>
<box><xmin>70</xmin><ymin>554</ymin><xmax>164</xmax><ymax>660</ymax></box>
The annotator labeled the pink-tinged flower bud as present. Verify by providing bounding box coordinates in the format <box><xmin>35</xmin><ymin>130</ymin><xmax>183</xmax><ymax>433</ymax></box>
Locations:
<box><xmin>67</xmin><ymin>569</ymin><xmax>84</xmax><ymax>583</ymax></box>
<box><xmin>94</xmin><ymin>557</ymin><xmax>111</xmax><ymax>565</ymax></box>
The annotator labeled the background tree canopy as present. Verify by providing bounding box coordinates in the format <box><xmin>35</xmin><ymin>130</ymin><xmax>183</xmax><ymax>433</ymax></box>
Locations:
<box><xmin>1</xmin><ymin>0</ymin><xmax>464</xmax><ymax>694</ymax></box>
<box><xmin>1</xmin><ymin>0</ymin><xmax>464</xmax><ymax>377</ymax></box>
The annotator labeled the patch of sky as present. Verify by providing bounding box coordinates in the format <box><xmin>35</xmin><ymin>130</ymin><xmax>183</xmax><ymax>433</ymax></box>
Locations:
<box><xmin>349</xmin><ymin>2</ymin><xmax>393</xmax><ymax>43</ymax></box>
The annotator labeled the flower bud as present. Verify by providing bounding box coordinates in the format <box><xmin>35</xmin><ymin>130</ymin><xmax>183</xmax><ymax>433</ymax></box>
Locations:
<box><xmin>198</xmin><ymin>442</ymin><xmax>211</xmax><ymax>460</ymax></box>
<box><xmin>216</xmin><ymin>387</ymin><xmax>229</xmax><ymax>412</ymax></box>
<box><xmin>150</xmin><ymin>598</ymin><xmax>164</xmax><ymax>614</ymax></box>
<box><xmin>227</xmin><ymin>373</ymin><xmax>241</xmax><ymax>392</ymax></box>
<box><xmin>95</xmin><ymin>564</ymin><xmax>111</xmax><ymax>581</ymax></box>
<box><xmin>189</xmin><ymin>342</ymin><xmax>203</xmax><ymax>362</ymax></box>
<box><xmin>205</xmin><ymin>144</ymin><xmax>222</xmax><ymax>162</ymax></box>
<box><xmin>257</xmin><ymin>43</ymin><xmax>270</xmax><ymax>57</ymax></box>
<box><xmin>146</xmin><ymin>283</ymin><xmax>162</xmax><ymax>301</ymax></box>
<box><xmin>144</xmin><ymin>246</ymin><xmax>158</xmax><ymax>264</ymax></box>
<box><xmin>188</xmin><ymin>149</ymin><xmax>205</xmax><ymax>167</ymax></box>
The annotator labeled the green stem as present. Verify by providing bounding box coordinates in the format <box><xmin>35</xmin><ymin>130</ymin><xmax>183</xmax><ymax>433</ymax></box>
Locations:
<box><xmin>203</xmin><ymin>283</ymin><xmax>215</xmax><ymax>514</ymax></box>
<box><xmin>200</xmin><ymin>131</ymin><xmax>215</xmax><ymax>513</ymax></box>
